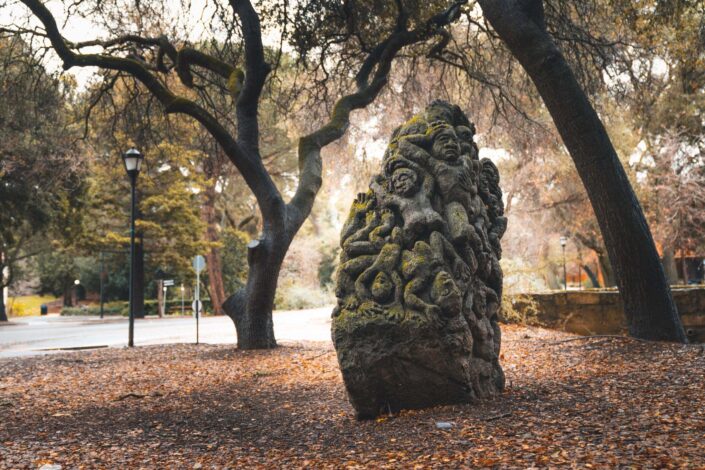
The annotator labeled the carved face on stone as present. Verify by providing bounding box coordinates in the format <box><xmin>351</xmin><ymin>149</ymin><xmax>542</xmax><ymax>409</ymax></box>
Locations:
<box><xmin>371</xmin><ymin>272</ymin><xmax>394</xmax><ymax>303</ymax></box>
<box><xmin>455</xmin><ymin>125</ymin><xmax>476</xmax><ymax>159</ymax></box>
<box><xmin>391</xmin><ymin>167</ymin><xmax>418</xmax><ymax>197</ymax></box>
<box><xmin>431</xmin><ymin>271</ymin><xmax>462</xmax><ymax>317</ymax></box>
<box><xmin>432</xmin><ymin>128</ymin><xmax>460</xmax><ymax>162</ymax></box>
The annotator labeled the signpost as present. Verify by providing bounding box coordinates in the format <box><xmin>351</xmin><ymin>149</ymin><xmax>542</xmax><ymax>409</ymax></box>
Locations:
<box><xmin>161</xmin><ymin>279</ymin><xmax>174</xmax><ymax>316</ymax></box>
<box><xmin>192</xmin><ymin>255</ymin><xmax>206</xmax><ymax>344</ymax></box>
<box><xmin>180</xmin><ymin>284</ymin><xmax>185</xmax><ymax>315</ymax></box>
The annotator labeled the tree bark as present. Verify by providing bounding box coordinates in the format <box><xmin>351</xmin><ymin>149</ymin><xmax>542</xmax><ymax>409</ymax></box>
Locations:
<box><xmin>596</xmin><ymin>251</ymin><xmax>616</xmax><ymax>287</ymax></box>
<box><xmin>538</xmin><ymin>241</ymin><xmax>560</xmax><ymax>289</ymax></box>
<box><xmin>223</xmin><ymin>233</ymin><xmax>287</xmax><ymax>349</ymax></box>
<box><xmin>0</xmin><ymin>262</ymin><xmax>7</xmax><ymax>322</ymax></box>
<box><xmin>156</xmin><ymin>279</ymin><xmax>164</xmax><ymax>318</ymax></box>
<box><xmin>680</xmin><ymin>248</ymin><xmax>688</xmax><ymax>285</ymax></box>
<box><xmin>583</xmin><ymin>264</ymin><xmax>600</xmax><ymax>288</ymax></box>
<box><xmin>662</xmin><ymin>245</ymin><xmax>679</xmax><ymax>285</ymax></box>
<box><xmin>63</xmin><ymin>276</ymin><xmax>73</xmax><ymax>307</ymax></box>
<box><xmin>478</xmin><ymin>0</ymin><xmax>686</xmax><ymax>342</ymax></box>
<box><xmin>202</xmin><ymin>184</ymin><xmax>226</xmax><ymax>316</ymax></box>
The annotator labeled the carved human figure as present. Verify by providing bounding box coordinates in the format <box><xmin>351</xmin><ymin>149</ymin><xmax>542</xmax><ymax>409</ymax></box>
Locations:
<box><xmin>397</xmin><ymin>126</ymin><xmax>487</xmax><ymax>253</ymax></box>
<box><xmin>335</xmin><ymin>192</ymin><xmax>383</xmax><ymax>311</ymax></box>
<box><xmin>455</xmin><ymin>124</ymin><xmax>479</xmax><ymax>160</ymax></box>
<box><xmin>355</xmin><ymin>241</ymin><xmax>403</xmax><ymax>307</ymax></box>
<box><xmin>371</xmin><ymin>157</ymin><xmax>444</xmax><ymax>241</ymax></box>
<box><xmin>479</xmin><ymin>159</ymin><xmax>508</xmax><ymax>259</ymax></box>
<box><xmin>430</xmin><ymin>270</ymin><xmax>462</xmax><ymax>318</ymax></box>
<box><xmin>340</xmin><ymin>192</ymin><xmax>378</xmax><ymax>256</ymax></box>
<box><xmin>400</xmin><ymin>240</ymin><xmax>444</xmax><ymax>317</ymax></box>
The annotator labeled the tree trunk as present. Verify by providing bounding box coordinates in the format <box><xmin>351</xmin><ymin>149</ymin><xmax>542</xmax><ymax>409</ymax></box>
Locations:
<box><xmin>0</xmin><ymin>264</ymin><xmax>7</xmax><ymax>322</ymax></box>
<box><xmin>63</xmin><ymin>276</ymin><xmax>73</xmax><ymax>307</ymax></box>
<box><xmin>478</xmin><ymin>0</ymin><xmax>687</xmax><ymax>342</ymax></box>
<box><xmin>538</xmin><ymin>241</ymin><xmax>560</xmax><ymax>289</ymax></box>
<box><xmin>596</xmin><ymin>251</ymin><xmax>616</xmax><ymax>287</ymax></box>
<box><xmin>156</xmin><ymin>279</ymin><xmax>164</xmax><ymax>318</ymax></box>
<box><xmin>583</xmin><ymin>264</ymin><xmax>600</xmax><ymax>288</ymax></box>
<box><xmin>223</xmin><ymin>233</ymin><xmax>287</xmax><ymax>349</ymax></box>
<box><xmin>680</xmin><ymin>250</ymin><xmax>688</xmax><ymax>285</ymax></box>
<box><xmin>662</xmin><ymin>245</ymin><xmax>679</xmax><ymax>285</ymax></box>
<box><xmin>202</xmin><ymin>184</ymin><xmax>226</xmax><ymax>316</ymax></box>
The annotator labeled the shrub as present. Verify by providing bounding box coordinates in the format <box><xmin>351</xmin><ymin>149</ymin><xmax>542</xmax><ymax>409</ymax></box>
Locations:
<box><xmin>274</xmin><ymin>280</ymin><xmax>334</xmax><ymax>310</ymax></box>
<box><xmin>499</xmin><ymin>294</ymin><xmax>540</xmax><ymax>326</ymax></box>
<box><xmin>61</xmin><ymin>303</ymin><xmax>125</xmax><ymax>316</ymax></box>
<box><xmin>60</xmin><ymin>300</ymin><xmax>213</xmax><ymax>316</ymax></box>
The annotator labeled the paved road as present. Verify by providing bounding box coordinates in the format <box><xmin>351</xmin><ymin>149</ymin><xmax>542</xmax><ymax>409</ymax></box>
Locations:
<box><xmin>0</xmin><ymin>307</ymin><xmax>334</xmax><ymax>358</ymax></box>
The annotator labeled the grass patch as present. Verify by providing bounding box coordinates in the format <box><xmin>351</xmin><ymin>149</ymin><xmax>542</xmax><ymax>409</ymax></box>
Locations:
<box><xmin>7</xmin><ymin>295</ymin><xmax>59</xmax><ymax>317</ymax></box>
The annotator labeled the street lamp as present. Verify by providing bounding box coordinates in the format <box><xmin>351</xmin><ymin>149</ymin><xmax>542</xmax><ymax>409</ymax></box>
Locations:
<box><xmin>560</xmin><ymin>236</ymin><xmax>567</xmax><ymax>291</ymax></box>
<box><xmin>122</xmin><ymin>147</ymin><xmax>144</xmax><ymax>347</ymax></box>
<box><xmin>74</xmin><ymin>279</ymin><xmax>80</xmax><ymax>306</ymax></box>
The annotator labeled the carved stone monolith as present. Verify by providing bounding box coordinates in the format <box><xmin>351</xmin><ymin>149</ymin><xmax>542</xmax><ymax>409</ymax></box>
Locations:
<box><xmin>332</xmin><ymin>100</ymin><xmax>506</xmax><ymax>419</ymax></box>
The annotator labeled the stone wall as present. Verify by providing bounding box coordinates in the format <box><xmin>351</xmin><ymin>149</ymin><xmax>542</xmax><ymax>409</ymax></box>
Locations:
<box><xmin>508</xmin><ymin>288</ymin><xmax>705</xmax><ymax>342</ymax></box>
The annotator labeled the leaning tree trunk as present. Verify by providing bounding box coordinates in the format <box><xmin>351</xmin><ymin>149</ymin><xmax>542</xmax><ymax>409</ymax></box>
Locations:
<box><xmin>478</xmin><ymin>0</ymin><xmax>686</xmax><ymax>342</ymax></box>
<box><xmin>596</xmin><ymin>250</ymin><xmax>616</xmax><ymax>287</ymax></box>
<box><xmin>583</xmin><ymin>264</ymin><xmax>600</xmax><ymax>288</ymax></box>
<box><xmin>202</xmin><ymin>184</ymin><xmax>226</xmax><ymax>316</ymax></box>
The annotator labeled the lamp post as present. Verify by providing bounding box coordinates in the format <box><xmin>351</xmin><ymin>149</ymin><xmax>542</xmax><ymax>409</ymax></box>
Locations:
<box><xmin>560</xmin><ymin>236</ymin><xmax>567</xmax><ymax>291</ymax></box>
<box><xmin>74</xmin><ymin>279</ymin><xmax>80</xmax><ymax>306</ymax></box>
<box><xmin>122</xmin><ymin>148</ymin><xmax>144</xmax><ymax>347</ymax></box>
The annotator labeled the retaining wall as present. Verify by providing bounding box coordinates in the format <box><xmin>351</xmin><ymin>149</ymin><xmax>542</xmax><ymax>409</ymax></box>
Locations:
<box><xmin>509</xmin><ymin>287</ymin><xmax>705</xmax><ymax>342</ymax></box>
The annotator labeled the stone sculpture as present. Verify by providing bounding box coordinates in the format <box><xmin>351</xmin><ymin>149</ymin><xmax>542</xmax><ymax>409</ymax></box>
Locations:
<box><xmin>332</xmin><ymin>100</ymin><xmax>507</xmax><ymax>419</ymax></box>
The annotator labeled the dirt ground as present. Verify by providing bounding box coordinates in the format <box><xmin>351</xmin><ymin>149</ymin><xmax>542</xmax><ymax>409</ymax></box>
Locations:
<box><xmin>1</xmin><ymin>325</ymin><xmax>704</xmax><ymax>469</ymax></box>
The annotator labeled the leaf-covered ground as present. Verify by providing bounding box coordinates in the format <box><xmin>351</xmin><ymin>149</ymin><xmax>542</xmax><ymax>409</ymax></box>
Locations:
<box><xmin>1</xmin><ymin>325</ymin><xmax>704</xmax><ymax>469</ymax></box>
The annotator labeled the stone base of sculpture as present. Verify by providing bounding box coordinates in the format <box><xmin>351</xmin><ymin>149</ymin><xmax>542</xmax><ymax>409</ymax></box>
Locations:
<box><xmin>332</xmin><ymin>101</ymin><xmax>506</xmax><ymax>418</ymax></box>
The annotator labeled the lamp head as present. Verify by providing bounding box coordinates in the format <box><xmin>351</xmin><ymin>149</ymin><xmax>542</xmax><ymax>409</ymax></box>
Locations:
<box><xmin>122</xmin><ymin>148</ymin><xmax>144</xmax><ymax>179</ymax></box>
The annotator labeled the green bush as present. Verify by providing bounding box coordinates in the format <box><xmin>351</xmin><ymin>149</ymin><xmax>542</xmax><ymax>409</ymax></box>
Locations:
<box><xmin>151</xmin><ymin>299</ymin><xmax>212</xmax><ymax>315</ymax></box>
<box><xmin>318</xmin><ymin>244</ymin><xmax>340</xmax><ymax>288</ymax></box>
<box><xmin>60</xmin><ymin>299</ymin><xmax>213</xmax><ymax>316</ymax></box>
<box><xmin>274</xmin><ymin>280</ymin><xmax>334</xmax><ymax>310</ymax></box>
<box><xmin>61</xmin><ymin>302</ymin><xmax>125</xmax><ymax>316</ymax></box>
<box><xmin>499</xmin><ymin>294</ymin><xmax>540</xmax><ymax>325</ymax></box>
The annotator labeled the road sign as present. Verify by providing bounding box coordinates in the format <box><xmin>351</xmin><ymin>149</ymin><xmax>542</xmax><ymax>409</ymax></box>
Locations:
<box><xmin>193</xmin><ymin>255</ymin><xmax>206</xmax><ymax>273</ymax></box>
<box><xmin>163</xmin><ymin>279</ymin><xmax>175</xmax><ymax>287</ymax></box>
<box><xmin>191</xmin><ymin>300</ymin><xmax>202</xmax><ymax>314</ymax></box>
